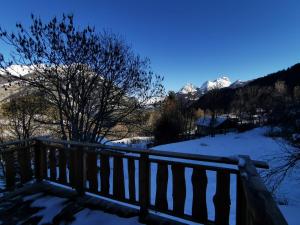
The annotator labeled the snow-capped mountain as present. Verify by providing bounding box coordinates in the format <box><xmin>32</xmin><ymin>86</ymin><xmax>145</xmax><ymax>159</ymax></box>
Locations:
<box><xmin>0</xmin><ymin>65</ymin><xmax>36</xmax><ymax>76</ymax></box>
<box><xmin>229</xmin><ymin>80</ymin><xmax>248</xmax><ymax>89</ymax></box>
<box><xmin>177</xmin><ymin>83</ymin><xmax>201</xmax><ymax>101</ymax></box>
<box><xmin>199</xmin><ymin>76</ymin><xmax>231</xmax><ymax>93</ymax></box>
<box><xmin>176</xmin><ymin>76</ymin><xmax>232</xmax><ymax>101</ymax></box>
<box><xmin>177</xmin><ymin>76</ymin><xmax>232</xmax><ymax>96</ymax></box>
<box><xmin>179</xmin><ymin>83</ymin><xmax>198</xmax><ymax>94</ymax></box>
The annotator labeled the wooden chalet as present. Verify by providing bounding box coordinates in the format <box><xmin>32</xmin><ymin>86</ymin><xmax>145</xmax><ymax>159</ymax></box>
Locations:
<box><xmin>195</xmin><ymin>116</ymin><xmax>238</xmax><ymax>136</ymax></box>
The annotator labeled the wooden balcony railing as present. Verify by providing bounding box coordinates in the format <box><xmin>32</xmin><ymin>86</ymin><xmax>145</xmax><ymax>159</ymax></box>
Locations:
<box><xmin>0</xmin><ymin>138</ymin><xmax>288</xmax><ymax>225</ymax></box>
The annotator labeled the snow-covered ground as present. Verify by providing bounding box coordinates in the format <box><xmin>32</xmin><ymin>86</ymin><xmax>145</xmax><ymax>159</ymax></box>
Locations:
<box><xmin>112</xmin><ymin>136</ymin><xmax>153</xmax><ymax>149</ymax></box>
<box><xmin>21</xmin><ymin>193</ymin><xmax>141</xmax><ymax>225</ymax></box>
<box><xmin>151</xmin><ymin>127</ymin><xmax>300</xmax><ymax>225</ymax></box>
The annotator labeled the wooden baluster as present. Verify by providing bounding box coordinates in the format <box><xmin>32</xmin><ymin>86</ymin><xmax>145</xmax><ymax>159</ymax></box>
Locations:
<box><xmin>58</xmin><ymin>148</ymin><xmax>67</xmax><ymax>184</ymax></box>
<box><xmin>49</xmin><ymin>147</ymin><xmax>57</xmax><ymax>181</ymax></box>
<box><xmin>74</xmin><ymin>147</ymin><xmax>86</xmax><ymax>195</ymax></box>
<box><xmin>213</xmin><ymin>171</ymin><xmax>231</xmax><ymax>225</ymax></box>
<box><xmin>4</xmin><ymin>150</ymin><xmax>16</xmax><ymax>189</ymax></box>
<box><xmin>172</xmin><ymin>164</ymin><xmax>186</xmax><ymax>216</ymax></box>
<box><xmin>192</xmin><ymin>168</ymin><xmax>208</xmax><ymax>223</ymax></box>
<box><xmin>139</xmin><ymin>153</ymin><xmax>150</xmax><ymax>222</ymax></box>
<box><xmin>236</xmin><ymin>174</ymin><xmax>247</xmax><ymax>225</ymax></box>
<box><xmin>87</xmin><ymin>151</ymin><xmax>98</xmax><ymax>192</ymax></box>
<box><xmin>69</xmin><ymin>149</ymin><xmax>76</xmax><ymax>186</ymax></box>
<box><xmin>128</xmin><ymin>158</ymin><xmax>136</xmax><ymax>202</ymax></box>
<box><xmin>25</xmin><ymin>146</ymin><xmax>33</xmax><ymax>182</ymax></box>
<box><xmin>113</xmin><ymin>155</ymin><xmax>125</xmax><ymax>200</ymax></box>
<box><xmin>155</xmin><ymin>162</ymin><xmax>168</xmax><ymax>211</ymax></box>
<box><xmin>100</xmin><ymin>154</ymin><xmax>110</xmax><ymax>195</ymax></box>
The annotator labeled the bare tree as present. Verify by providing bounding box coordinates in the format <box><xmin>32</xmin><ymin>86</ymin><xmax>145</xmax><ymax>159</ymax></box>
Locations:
<box><xmin>1</xmin><ymin>90</ymin><xmax>45</xmax><ymax>140</ymax></box>
<box><xmin>0</xmin><ymin>14</ymin><xmax>164</xmax><ymax>142</ymax></box>
<box><xmin>262</xmin><ymin>141</ymin><xmax>300</xmax><ymax>192</ymax></box>
<box><xmin>204</xmin><ymin>82</ymin><xmax>226</xmax><ymax>136</ymax></box>
<box><xmin>177</xmin><ymin>93</ymin><xmax>196</xmax><ymax>139</ymax></box>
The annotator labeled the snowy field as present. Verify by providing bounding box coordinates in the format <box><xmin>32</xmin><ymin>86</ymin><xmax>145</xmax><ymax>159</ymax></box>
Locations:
<box><xmin>111</xmin><ymin>136</ymin><xmax>153</xmax><ymax>149</ymax></box>
<box><xmin>151</xmin><ymin>127</ymin><xmax>299</xmax><ymax>225</ymax></box>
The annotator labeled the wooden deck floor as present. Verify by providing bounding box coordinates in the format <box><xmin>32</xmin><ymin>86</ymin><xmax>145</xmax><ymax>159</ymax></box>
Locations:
<box><xmin>0</xmin><ymin>182</ymin><xmax>186</xmax><ymax>225</ymax></box>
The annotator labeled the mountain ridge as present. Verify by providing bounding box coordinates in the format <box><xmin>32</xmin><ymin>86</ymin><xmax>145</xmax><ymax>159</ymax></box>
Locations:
<box><xmin>177</xmin><ymin>76</ymin><xmax>246</xmax><ymax>99</ymax></box>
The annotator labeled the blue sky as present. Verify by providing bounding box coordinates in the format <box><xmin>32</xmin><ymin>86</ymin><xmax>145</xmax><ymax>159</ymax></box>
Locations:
<box><xmin>1</xmin><ymin>0</ymin><xmax>300</xmax><ymax>91</ymax></box>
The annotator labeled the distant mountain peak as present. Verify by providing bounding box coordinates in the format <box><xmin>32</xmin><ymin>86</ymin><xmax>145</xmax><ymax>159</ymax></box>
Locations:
<box><xmin>199</xmin><ymin>76</ymin><xmax>231</xmax><ymax>93</ymax></box>
<box><xmin>179</xmin><ymin>83</ymin><xmax>198</xmax><ymax>94</ymax></box>
<box><xmin>219</xmin><ymin>76</ymin><xmax>230</xmax><ymax>81</ymax></box>
<box><xmin>229</xmin><ymin>79</ymin><xmax>248</xmax><ymax>89</ymax></box>
<box><xmin>176</xmin><ymin>76</ymin><xmax>232</xmax><ymax>102</ymax></box>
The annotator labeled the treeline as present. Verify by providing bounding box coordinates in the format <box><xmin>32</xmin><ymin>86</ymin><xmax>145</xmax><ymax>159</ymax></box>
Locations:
<box><xmin>153</xmin><ymin>91</ymin><xmax>202</xmax><ymax>145</ymax></box>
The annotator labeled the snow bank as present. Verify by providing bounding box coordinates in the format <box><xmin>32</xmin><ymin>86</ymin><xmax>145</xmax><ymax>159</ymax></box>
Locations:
<box><xmin>23</xmin><ymin>194</ymin><xmax>68</xmax><ymax>225</ymax></box>
<box><xmin>112</xmin><ymin>136</ymin><xmax>153</xmax><ymax>149</ymax></box>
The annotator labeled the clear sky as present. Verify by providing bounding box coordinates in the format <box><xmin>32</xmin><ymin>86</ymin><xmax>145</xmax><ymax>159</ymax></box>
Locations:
<box><xmin>1</xmin><ymin>0</ymin><xmax>300</xmax><ymax>91</ymax></box>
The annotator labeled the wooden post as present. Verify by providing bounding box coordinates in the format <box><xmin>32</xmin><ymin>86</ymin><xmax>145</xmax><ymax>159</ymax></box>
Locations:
<box><xmin>34</xmin><ymin>141</ymin><xmax>46</xmax><ymax>182</ymax></box>
<box><xmin>238</xmin><ymin>156</ymin><xmax>288</xmax><ymax>225</ymax></box>
<box><xmin>139</xmin><ymin>153</ymin><xmax>150</xmax><ymax>222</ymax></box>
<box><xmin>3</xmin><ymin>150</ymin><xmax>16</xmax><ymax>189</ymax></box>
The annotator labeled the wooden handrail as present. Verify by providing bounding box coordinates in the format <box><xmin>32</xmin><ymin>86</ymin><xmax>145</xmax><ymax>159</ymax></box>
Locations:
<box><xmin>0</xmin><ymin>139</ymin><xmax>33</xmax><ymax>148</ymax></box>
<box><xmin>0</xmin><ymin>136</ymin><xmax>48</xmax><ymax>148</ymax></box>
<box><xmin>34</xmin><ymin>137</ymin><xmax>269</xmax><ymax>169</ymax></box>
<box><xmin>237</xmin><ymin>156</ymin><xmax>288</xmax><ymax>225</ymax></box>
